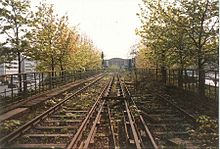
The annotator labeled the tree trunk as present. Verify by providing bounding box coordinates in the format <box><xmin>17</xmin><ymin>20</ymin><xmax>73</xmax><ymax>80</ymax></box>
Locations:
<box><xmin>18</xmin><ymin>52</ymin><xmax>22</xmax><ymax>92</ymax></box>
<box><xmin>178</xmin><ymin>64</ymin><xmax>184</xmax><ymax>88</ymax></box>
<box><xmin>161</xmin><ymin>66</ymin><xmax>167</xmax><ymax>84</ymax></box>
<box><xmin>197</xmin><ymin>41</ymin><xmax>205</xmax><ymax>95</ymax></box>
<box><xmin>60</xmin><ymin>60</ymin><xmax>64</xmax><ymax>72</ymax></box>
<box><xmin>51</xmin><ymin>56</ymin><xmax>55</xmax><ymax>77</ymax></box>
<box><xmin>49</xmin><ymin>56</ymin><xmax>55</xmax><ymax>89</ymax></box>
<box><xmin>60</xmin><ymin>60</ymin><xmax>64</xmax><ymax>81</ymax></box>
<box><xmin>198</xmin><ymin>62</ymin><xmax>205</xmax><ymax>96</ymax></box>
<box><xmin>178</xmin><ymin>69</ymin><xmax>183</xmax><ymax>88</ymax></box>
<box><xmin>16</xmin><ymin>24</ymin><xmax>22</xmax><ymax>92</ymax></box>
<box><xmin>177</xmin><ymin>43</ymin><xmax>184</xmax><ymax>88</ymax></box>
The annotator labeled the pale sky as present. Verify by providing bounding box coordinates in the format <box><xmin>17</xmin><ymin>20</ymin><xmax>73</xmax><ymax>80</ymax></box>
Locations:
<box><xmin>32</xmin><ymin>0</ymin><xmax>141</xmax><ymax>59</ymax></box>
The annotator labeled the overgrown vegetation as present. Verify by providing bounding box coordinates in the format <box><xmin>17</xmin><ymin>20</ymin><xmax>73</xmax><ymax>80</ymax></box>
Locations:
<box><xmin>0</xmin><ymin>120</ymin><xmax>21</xmax><ymax>134</ymax></box>
<box><xmin>135</xmin><ymin>0</ymin><xmax>218</xmax><ymax>95</ymax></box>
<box><xmin>188</xmin><ymin>115</ymin><xmax>218</xmax><ymax>148</ymax></box>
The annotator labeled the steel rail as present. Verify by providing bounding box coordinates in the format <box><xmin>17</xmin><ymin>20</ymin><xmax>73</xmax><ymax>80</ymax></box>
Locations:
<box><xmin>82</xmin><ymin>75</ymin><xmax>116</xmax><ymax>148</ymax></box>
<box><xmin>82</xmin><ymin>75</ymin><xmax>115</xmax><ymax>148</ymax></box>
<box><xmin>0</xmin><ymin>73</ymin><xmax>103</xmax><ymax>115</ymax></box>
<box><xmin>122</xmin><ymin>79</ymin><xmax>159</xmax><ymax>149</ymax></box>
<box><xmin>107</xmin><ymin>103</ymin><xmax>118</xmax><ymax>148</ymax></box>
<box><xmin>121</xmin><ymin>74</ymin><xmax>202</xmax><ymax>148</ymax></box>
<box><xmin>83</xmin><ymin>99</ymin><xmax>106</xmax><ymax>148</ymax></box>
<box><xmin>123</xmin><ymin>74</ymin><xmax>197</xmax><ymax>146</ymax></box>
<box><xmin>123</xmin><ymin>99</ymin><xmax>142</xmax><ymax>149</ymax></box>
<box><xmin>98</xmin><ymin>74</ymin><xmax>117</xmax><ymax>148</ymax></box>
<box><xmin>116</xmin><ymin>75</ymin><xmax>142</xmax><ymax>149</ymax></box>
<box><xmin>0</xmin><ymin>75</ymin><xmax>104</xmax><ymax>147</ymax></box>
<box><xmin>117</xmin><ymin>75</ymin><xmax>159</xmax><ymax>149</ymax></box>
<box><xmin>66</xmin><ymin>75</ymin><xmax>114</xmax><ymax>149</ymax></box>
<box><xmin>145</xmin><ymin>87</ymin><xmax>196</xmax><ymax>124</ymax></box>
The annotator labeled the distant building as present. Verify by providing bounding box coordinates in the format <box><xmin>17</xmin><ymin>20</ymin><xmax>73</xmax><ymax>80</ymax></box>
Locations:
<box><xmin>104</xmin><ymin>58</ymin><xmax>132</xmax><ymax>69</ymax></box>
<box><xmin>0</xmin><ymin>58</ymin><xmax>37</xmax><ymax>75</ymax></box>
<box><xmin>0</xmin><ymin>60</ymin><xmax>19</xmax><ymax>75</ymax></box>
<box><xmin>21</xmin><ymin>59</ymin><xmax>37</xmax><ymax>73</ymax></box>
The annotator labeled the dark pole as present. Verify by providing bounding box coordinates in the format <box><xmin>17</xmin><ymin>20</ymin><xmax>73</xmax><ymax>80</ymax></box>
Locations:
<box><xmin>101</xmin><ymin>51</ymin><xmax>104</xmax><ymax>68</ymax></box>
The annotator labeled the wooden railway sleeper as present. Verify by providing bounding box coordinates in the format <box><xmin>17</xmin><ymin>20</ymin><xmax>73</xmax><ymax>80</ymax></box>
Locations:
<box><xmin>146</xmin><ymin>87</ymin><xmax>196</xmax><ymax>124</ymax></box>
<box><xmin>117</xmin><ymin>75</ymin><xmax>142</xmax><ymax>148</ymax></box>
<box><xmin>0</xmin><ymin>75</ymin><xmax>105</xmax><ymax>147</ymax></box>
<box><xmin>2</xmin><ymin>76</ymin><xmax>105</xmax><ymax>148</ymax></box>
<box><xmin>66</xmin><ymin>76</ymin><xmax>113</xmax><ymax>149</ymax></box>
<box><xmin>121</xmin><ymin>76</ymin><xmax>159</xmax><ymax>149</ymax></box>
<box><xmin>83</xmin><ymin>100</ymin><xmax>106</xmax><ymax>148</ymax></box>
<box><xmin>125</xmin><ymin>77</ymin><xmax>195</xmax><ymax>149</ymax></box>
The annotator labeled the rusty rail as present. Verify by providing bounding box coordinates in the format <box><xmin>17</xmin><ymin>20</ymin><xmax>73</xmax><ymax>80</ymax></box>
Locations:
<box><xmin>0</xmin><ymin>75</ymin><xmax>104</xmax><ymax>147</ymax></box>
<box><xmin>145</xmin><ymin>87</ymin><xmax>197</xmax><ymax>124</ymax></box>
<box><xmin>118</xmin><ymin>74</ymin><xmax>159</xmax><ymax>149</ymax></box>
<box><xmin>82</xmin><ymin>99</ymin><xmax>106</xmax><ymax>148</ymax></box>
<box><xmin>122</xmin><ymin>79</ymin><xmax>159</xmax><ymax>149</ymax></box>
<box><xmin>66</xmin><ymin>75</ymin><xmax>114</xmax><ymax>149</ymax></box>
<box><xmin>107</xmin><ymin>103</ymin><xmax>118</xmax><ymax>148</ymax></box>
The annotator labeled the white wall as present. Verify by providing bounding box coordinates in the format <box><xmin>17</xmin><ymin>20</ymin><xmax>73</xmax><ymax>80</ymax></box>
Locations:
<box><xmin>0</xmin><ymin>59</ymin><xmax>36</xmax><ymax>75</ymax></box>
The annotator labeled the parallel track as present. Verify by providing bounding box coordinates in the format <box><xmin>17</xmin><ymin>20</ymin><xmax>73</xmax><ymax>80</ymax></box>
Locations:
<box><xmin>1</xmin><ymin>72</ymin><xmax>214</xmax><ymax>148</ymax></box>
<box><xmin>0</xmin><ymin>74</ymin><xmax>107</xmax><ymax>148</ymax></box>
<box><xmin>0</xmin><ymin>74</ymin><xmax>103</xmax><ymax>115</ymax></box>
<box><xmin>118</xmin><ymin>75</ymin><xmax>158</xmax><ymax>149</ymax></box>
<box><xmin>0</xmin><ymin>74</ymin><xmax>104</xmax><ymax>139</ymax></box>
<box><xmin>66</xmin><ymin>75</ymin><xmax>114</xmax><ymax>149</ymax></box>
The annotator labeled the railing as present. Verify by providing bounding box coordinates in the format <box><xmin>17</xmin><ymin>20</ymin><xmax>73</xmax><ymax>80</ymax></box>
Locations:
<box><xmin>132</xmin><ymin>68</ymin><xmax>219</xmax><ymax>100</ymax></box>
<box><xmin>0</xmin><ymin>69</ymin><xmax>102</xmax><ymax>104</ymax></box>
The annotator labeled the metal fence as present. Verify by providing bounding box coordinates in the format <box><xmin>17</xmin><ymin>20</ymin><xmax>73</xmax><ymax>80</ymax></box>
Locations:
<box><xmin>134</xmin><ymin>68</ymin><xmax>219</xmax><ymax>100</ymax></box>
<box><xmin>0</xmin><ymin>69</ymin><xmax>102</xmax><ymax>104</ymax></box>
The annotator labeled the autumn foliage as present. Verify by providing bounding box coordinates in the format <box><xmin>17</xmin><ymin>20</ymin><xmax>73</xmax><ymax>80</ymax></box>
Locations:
<box><xmin>0</xmin><ymin>0</ymin><xmax>102</xmax><ymax>72</ymax></box>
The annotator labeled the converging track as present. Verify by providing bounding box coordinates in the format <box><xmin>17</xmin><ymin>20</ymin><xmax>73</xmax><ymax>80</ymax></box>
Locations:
<box><xmin>0</xmin><ymin>72</ymin><xmax>214</xmax><ymax>148</ymax></box>
<box><xmin>74</xmin><ymin>74</ymin><xmax>159</xmax><ymax>149</ymax></box>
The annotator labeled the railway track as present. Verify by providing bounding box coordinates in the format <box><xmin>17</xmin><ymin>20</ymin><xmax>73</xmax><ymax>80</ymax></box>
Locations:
<box><xmin>0</xmin><ymin>74</ymin><xmax>104</xmax><ymax>138</ymax></box>
<box><xmin>132</xmin><ymin>94</ymin><xmax>197</xmax><ymax>148</ymax></box>
<box><xmin>117</xmin><ymin>75</ymin><xmax>158</xmax><ymax>149</ymax></box>
<box><xmin>0</xmin><ymin>74</ymin><xmax>110</xmax><ymax>148</ymax></box>
<box><xmin>1</xmin><ymin>72</ymin><xmax>216</xmax><ymax>148</ymax></box>
<box><xmin>0</xmin><ymin>73</ymin><xmax>102</xmax><ymax>115</ymax></box>
<box><xmin>75</xmin><ymin>74</ymin><xmax>158</xmax><ymax>149</ymax></box>
<box><xmin>124</xmin><ymin>76</ymin><xmax>217</xmax><ymax>148</ymax></box>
